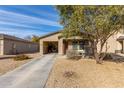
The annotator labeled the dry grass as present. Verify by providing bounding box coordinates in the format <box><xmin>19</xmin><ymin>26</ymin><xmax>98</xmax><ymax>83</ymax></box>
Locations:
<box><xmin>0</xmin><ymin>53</ymin><xmax>41</xmax><ymax>75</ymax></box>
<box><xmin>46</xmin><ymin>56</ymin><xmax>124</xmax><ymax>88</ymax></box>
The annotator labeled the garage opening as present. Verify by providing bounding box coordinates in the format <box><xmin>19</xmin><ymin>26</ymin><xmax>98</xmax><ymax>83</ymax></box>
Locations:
<box><xmin>43</xmin><ymin>41</ymin><xmax>58</xmax><ymax>54</ymax></box>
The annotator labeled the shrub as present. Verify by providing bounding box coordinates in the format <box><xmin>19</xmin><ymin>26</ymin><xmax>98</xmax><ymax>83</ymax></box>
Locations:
<box><xmin>13</xmin><ymin>54</ymin><xmax>31</xmax><ymax>61</ymax></box>
<box><xmin>100</xmin><ymin>53</ymin><xmax>113</xmax><ymax>60</ymax></box>
<box><xmin>63</xmin><ymin>70</ymin><xmax>77</xmax><ymax>78</ymax></box>
<box><xmin>66</xmin><ymin>49</ymin><xmax>80</xmax><ymax>60</ymax></box>
<box><xmin>101</xmin><ymin>53</ymin><xmax>124</xmax><ymax>63</ymax></box>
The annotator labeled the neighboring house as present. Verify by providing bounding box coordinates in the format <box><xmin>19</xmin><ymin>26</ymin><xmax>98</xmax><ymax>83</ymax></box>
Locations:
<box><xmin>0</xmin><ymin>34</ymin><xmax>39</xmax><ymax>55</ymax></box>
<box><xmin>39</xmin><ymin>29</ymin><xmax>124</xmax><ymax>56</ymax></box>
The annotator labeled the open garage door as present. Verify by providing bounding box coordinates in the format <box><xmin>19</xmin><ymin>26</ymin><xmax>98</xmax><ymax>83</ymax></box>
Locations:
<box><xmin>43</xmin><ymin>41</ymin><xmax>58</xmax><ymax>54</ymax></box>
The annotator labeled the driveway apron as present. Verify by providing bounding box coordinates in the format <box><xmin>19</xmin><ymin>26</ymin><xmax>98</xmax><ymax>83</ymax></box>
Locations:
<box><xmin>0</xmin><ymin>54</ymin><xmax>56</xmax><ymax>88</ymax></box>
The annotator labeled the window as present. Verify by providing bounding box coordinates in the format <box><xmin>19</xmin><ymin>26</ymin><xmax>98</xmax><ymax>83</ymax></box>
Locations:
<box><xmin>72</xmin><ymin>40</ymin><xmax>89</xmax><ymax>50</ymax></box>
<box><xmin>79</xmin><ymin>41</ymin><xmax>84</xmax><ymax>50</ymax></box>
<box><xmin>72</xmin><ymin>41</ymin><xmax>78</xmax><ymax>50</ymax></box>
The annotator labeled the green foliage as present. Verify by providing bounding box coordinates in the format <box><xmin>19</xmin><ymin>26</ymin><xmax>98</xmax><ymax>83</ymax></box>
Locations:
<box><xmin>13</xmin><ymin>54</ymin><xmax>31</xmax><ymax>61</ymax></box>
<box><xmin>31</xmin><ymin>35</ymin><xmax>40</xmax><ymax>43</ymax></box>
<box><xmin>56</xmin><ymin>5</ymin><xmax>123</xmax><ymax>40</ymax></box>
<box><xmin>24</xmin><ymin>35</ymin><xmax>40</xmax><ymax>43</ymax></box>
<box><xmin>56</xmin><ymin>5</ymin><xmax>124</xmax><ymax>63</ymax></box>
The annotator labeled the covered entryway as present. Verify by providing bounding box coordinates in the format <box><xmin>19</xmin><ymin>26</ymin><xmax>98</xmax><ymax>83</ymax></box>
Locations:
<box><xmin>43</xmin><ymin>41</ymin><xmax>58</xmax><ymax>54</ymax></box>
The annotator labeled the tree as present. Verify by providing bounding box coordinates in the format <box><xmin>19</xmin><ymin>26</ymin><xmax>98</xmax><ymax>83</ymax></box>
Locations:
<box><xmin>24</xmin><ymin>35</ymin><xmax>40</xmax><ymax>43</ymax></box>
<box><xmin>31</xmin><ymin>35</ymin><xmax>40</xmax><ymax>43</ymax></box>
<box><xmin>56</xmin><ymin>5</ymin><xmax>124</xmax><ymax>64</ymax></box>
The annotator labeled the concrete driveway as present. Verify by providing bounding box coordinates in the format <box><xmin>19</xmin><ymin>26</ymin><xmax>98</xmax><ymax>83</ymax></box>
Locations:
<box><xmin>0</xmin><ymin>54</ymin><xmax>56</xmax><ymax>88</ymax></box>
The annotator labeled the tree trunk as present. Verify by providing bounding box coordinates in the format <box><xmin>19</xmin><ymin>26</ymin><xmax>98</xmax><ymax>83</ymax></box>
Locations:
<box><xmin>93</xmin><ymin>41</ymin><xmax>102</xmax><ymax>64</ymax></box>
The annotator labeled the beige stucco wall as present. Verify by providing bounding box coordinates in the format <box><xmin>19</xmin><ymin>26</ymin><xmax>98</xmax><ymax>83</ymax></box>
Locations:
<box><xmin>97</xmin><ymin>31</ymin><xmax>123</xmax><ymax>53</ymax></box>
<box><xmin>40</xmin><ymin>33</ymin><xmax>60</xmax><ymax>41</ymax></box>
<box><xmin>58</xmin><ymin>38</ymin><xmax>64</xmax><ymax>55</ymax></box>
<box><xmin>68</xmin><ymin>41</ymin><xmax>73</xmax><ymax>50</ymax></box>
<box><xmin>43</xmin><ymin>42</ymin><xmax>48</xmax><ymax>54</ymax></box>
<box><xmin>40</xmin><ymin>29</ymin><xmax>124</xmax><ymax>55</ymax></box>
<box><xmin>40</xmin><ymin>33</ymin><xmax>64</xmax><ymax>55</ymax></box>
<box><xmin>0</xmin><ymin>40</ymin><xmax>4</xmax><ymax>55</ymax></box>
<box><xmin>3</xmin><ymin>39</ymin><xmax>39</xmax><ymax>55</ymax></box>
<box><xmin>66</xmin><ymin>32</ymin><xmax>124</xmax><ymax>53</ymax></box>
<box><xmin>40</xmin><ymin>40</ymin><xmax>43</xmax><ymax>55</ymax></box>
<box><xmin>67</xmin><ymin>33</ymin><xmax>123</xmax><ymax>53</ymax></box>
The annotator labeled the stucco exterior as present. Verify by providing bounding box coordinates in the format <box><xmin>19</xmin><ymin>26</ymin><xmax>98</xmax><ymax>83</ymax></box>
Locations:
<box><xmin>40</xmin><ymin>32</ymin><xmax>61</xmax><ymax>55</ymax></box>
<box><xmin>0</xmin><ymin>40</ymin><xmax>4</xmax><ymax>55</ymax></box>
<box><xmin>0</xmin><ymin>34</ymin><xmax>39</xmax><ymax>55</ymax></box>
<box><xmin>97</xmin><ymin>29</ymin><xmax>124</xmax><ymax>53</ymax></box>
<box><xmin>40</xmin><ymin>30</ymin><xmax>124</xmax><ymax>55</ymax></box>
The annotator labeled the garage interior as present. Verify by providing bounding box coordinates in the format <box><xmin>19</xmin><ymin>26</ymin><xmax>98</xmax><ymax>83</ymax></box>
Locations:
<box><xmin>43</xmin><ymin>41</ymin><xmax>58</xmax><ymax>54</ymax></box>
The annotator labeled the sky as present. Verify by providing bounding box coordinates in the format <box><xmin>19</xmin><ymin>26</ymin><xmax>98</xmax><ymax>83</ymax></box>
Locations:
<box><xmin>0</xmin><ymin>5</ymin><xmax>63</xmax><ymax>38</ymax></box>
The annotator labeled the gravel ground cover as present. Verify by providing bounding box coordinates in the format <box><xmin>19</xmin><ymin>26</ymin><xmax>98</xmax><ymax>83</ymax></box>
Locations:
<box><xmin>46</xmin><ymin>56</ymin><xmax>124</xmax><ymax>88</ymax></box>
<box><xmin>0</xmin><ymin>53</ymin><xmax>41</xmax><ymax>75</ymax></box>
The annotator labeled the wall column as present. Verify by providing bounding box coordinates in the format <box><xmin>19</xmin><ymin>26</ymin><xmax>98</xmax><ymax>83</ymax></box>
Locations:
<box><xmin>0</xmin><ymin>40</ymin><xmax>4</xmax><ymax>55</ymax></box>
<box><xmin>40</xmin><ymin>40</ymin><xmax>43</xmax><ymax>55</ymax></box>
<box><xmin>58</xmin><ymin>39</ymin><xmax>64</xmax><ymax>55</ymax></box>
<box><xmin>122</xmin><ymin>40</ymin><xmax>124</xmax><ymax>53</ymax></box>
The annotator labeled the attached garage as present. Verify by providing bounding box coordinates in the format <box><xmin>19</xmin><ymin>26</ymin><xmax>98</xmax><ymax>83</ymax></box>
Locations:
<box><xmin>43</xmin><ymin>41</ymin><xmax>58</xmax><ymax>54</ymax></box>
<box><xmin>39</xmin><ymin>31</ymin><xmax>63</xmax><ymax>55</ymax></box>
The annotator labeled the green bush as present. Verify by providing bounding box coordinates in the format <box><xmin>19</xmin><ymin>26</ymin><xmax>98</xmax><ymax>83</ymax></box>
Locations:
<box><xmin>13</xmin><ymin>54</ymin><xmax>31</xmax><ymax>61</ymax></box>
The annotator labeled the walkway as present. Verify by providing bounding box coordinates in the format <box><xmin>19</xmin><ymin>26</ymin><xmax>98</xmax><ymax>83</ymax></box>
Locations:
<box><xmin>0</xmin><ymin>54</ymin><xmax>56</xmax><ymax>88</ymax></box>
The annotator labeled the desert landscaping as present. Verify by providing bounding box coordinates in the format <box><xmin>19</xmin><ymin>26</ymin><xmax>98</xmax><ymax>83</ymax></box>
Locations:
<box><xmin>0</xmin><ymin>53</ymin><xmax>41</xmax><ymax>75</ymax></box>
<box><xmin>46</xmin><ymin>56</ymin><xmax>124</xmax><ymax>88</ymax></box>
<box><xmin>0</xmin><ymin>5</ymin><xmax>123</xmax><ymax>88</ymax></box>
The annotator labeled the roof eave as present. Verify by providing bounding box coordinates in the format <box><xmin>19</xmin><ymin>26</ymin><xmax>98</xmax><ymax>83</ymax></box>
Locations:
<box><xmin>39</xmin><ymin>30</ymin><xmax>61</xmax><ymax>39</ymax></box>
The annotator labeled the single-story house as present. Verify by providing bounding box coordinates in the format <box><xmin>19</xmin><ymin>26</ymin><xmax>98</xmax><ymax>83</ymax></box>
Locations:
<box><xmin>39</xmin><ymin>29</ymin><xmax>124</xmax><ymax>55</ymax></box>
<box><xmin>0</xmin><ymin>34</ymin><xmax>39</xmax><ymax>55</ymax></box>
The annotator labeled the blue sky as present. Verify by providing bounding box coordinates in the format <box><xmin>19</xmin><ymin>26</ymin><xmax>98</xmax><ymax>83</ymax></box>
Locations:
<box><xmin>0</xmin><ymin>5</ymin><xmax>63</xmax><ymax>38</ymax></box>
